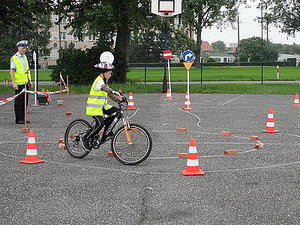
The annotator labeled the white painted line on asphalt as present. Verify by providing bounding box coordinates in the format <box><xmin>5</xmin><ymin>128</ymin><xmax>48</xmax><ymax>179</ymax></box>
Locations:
<box><xmin>128</xmin><ymin>108</ymin><xmax>140</xmax><ymax>120</ymax></box>
<box><xmin>206</xmin><ymin>161</ymin><xmax>300</xmax><ymax>173</ymax></box>
<box><xmin>221</xmin><ymin>95</ymin><xmax>243</xmax><ymax>106</ymax></box>
<box><xmin>0</xmin><ymin>150</ymin><xmax>299</xmax><ymax>175</ymax></box>
<box><xmin>178</xmin><ymin>108</ymin><xmax>202</xmax><ymax>128</ymax></box>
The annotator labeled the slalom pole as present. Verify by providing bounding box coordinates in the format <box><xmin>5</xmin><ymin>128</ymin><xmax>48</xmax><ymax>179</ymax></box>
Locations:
<box><xmin>57</xmin><ymin>72</ymin><xmax>64</xmax><ymax>107</ymax></box>
<box><xmin>33</xmin><ymin>51</ymin><xmax>37</xmax><ymax>106</ymax></box>
<box><xmin>21</xmin><ymin>85</ymin><xmax>29</xmax><ymax>133</ymax></box>
<box><xmin>65</xmin><ymin>75</ymin><xmax>72</xmax><ymax>116</ymax></box>
<box><xmin>59</xmin><ymin>72</ymin><xmax>62</xmax><ymax>100</ymax></box>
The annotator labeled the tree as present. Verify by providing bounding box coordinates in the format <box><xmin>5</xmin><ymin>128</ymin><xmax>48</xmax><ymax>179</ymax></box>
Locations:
<box><xmin>0</xmin><ymin>1</ymin><xmax>52</xmax><ymax>68</ymax></box>
<box><xmin>182</xmin><ymin>0</ymin><xmax>244</xmax><ymax>66</ymax></box>
<box><xmin>54</xmin><ymin>0</ymin><xmax>160</xmax><ymax>83</ymax></box>
<box><xmin>212</xmin><ymin>41</ymin><xmax>226</xmax><ymax>53</ymax></box>
<box><xmin>129</xmin><ymin>29</ymin><xmax>163</xmax><ymax>63</ymax></box>
<box><xmin>270</xmin><ymin>43</ymin><xmax>300</xmax><ymax>54</ymax></box>
<box><xmin>51</xmin><ymin>41</ymin><xmax>112</xmax><ymax>85</ymax></box>
<box><xmin>262</xmin><ymin>0</ymin><xmax>300</xmax><ymax>35</ymax></box>
<box><xmin>168</xmin><ymin>29</ymin><xmax>197</xmax><ymax>58</ymax></box>
<box><xmin>235</xmin><ymin>37</ymin><xmax>278</xmax><ymax>62</ymax></box>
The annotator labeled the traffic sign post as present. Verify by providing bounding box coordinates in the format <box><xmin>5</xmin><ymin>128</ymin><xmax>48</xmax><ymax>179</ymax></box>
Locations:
<box><xmin>182</xmin><ymin>50</ymin><xmax>195</xmax><ymax>108</ymax></box>
<box><xmin>163</xmin><ymin>50</ymin><xmax>173</xmax><ymax>98</ymax></box>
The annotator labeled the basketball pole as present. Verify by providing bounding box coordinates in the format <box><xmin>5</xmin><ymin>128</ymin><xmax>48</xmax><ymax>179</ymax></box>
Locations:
<box><xmin>162</xmin><ymin>17</ymin><xmax>168</xmax><ymax>93</ymax></box>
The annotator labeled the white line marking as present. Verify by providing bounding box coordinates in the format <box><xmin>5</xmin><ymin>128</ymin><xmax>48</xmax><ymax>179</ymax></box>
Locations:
<box><xmin>128</xmin><ymin>108</ymin><xmax>140</xmax><ymax>120</ymax></box>
<box><xmin>0</xmin><ymin>151</ymin><xmax>299</xmax><ymax>175</ymax></box>
<box><xmin>221</xmin><ymin>95</ymin><xmax>243</xmax><ymax>106</ymax></box>
<box><xmin>178</xmin><ymin>108</ymin><xmax>202</xmax><ymax>127</ymax></box>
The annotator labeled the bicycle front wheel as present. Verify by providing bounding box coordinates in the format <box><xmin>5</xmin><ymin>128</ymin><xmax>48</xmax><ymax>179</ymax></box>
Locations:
<box><xmin>111</xmin><ymin>123</ymin><xmax>152</xmax><ymax>165</ymax></box>
<box><xmin>64</xmin><ymin>119</ymin><xmax>92</xmax><ymax>158</ymax></box>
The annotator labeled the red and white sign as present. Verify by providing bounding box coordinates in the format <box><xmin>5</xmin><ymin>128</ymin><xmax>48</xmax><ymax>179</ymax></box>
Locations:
<box><xmin>163</xmin><ymin>50</ymin><xmax>172</xmax><ymax>59</ymax></box>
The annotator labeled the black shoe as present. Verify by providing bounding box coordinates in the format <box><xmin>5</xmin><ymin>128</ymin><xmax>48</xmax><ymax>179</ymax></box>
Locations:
<box><xmin>16</xmin><ymin>120</ymin><xmax>25</xmax><ymax>124</ymax></box>
<box><xmin>26</xmin><ymin>120</ymin><xmax>30</xmax><ymax>123</ymax></box>
<box><xmin>81</xmin><ymin>138</ymin><xmax>92</xmax><ymax>151</ymax></box>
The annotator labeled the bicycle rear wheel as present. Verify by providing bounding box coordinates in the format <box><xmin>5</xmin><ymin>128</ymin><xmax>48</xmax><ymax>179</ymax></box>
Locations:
<box><xmin>64</xmin><ymin>119</ymin><xmax>92</xmax><ymax>158</ymax></box>
<box><xmin>111</xmin><ymin>123</ymin><xmax>152</xmax><ymax>165</ymax></box>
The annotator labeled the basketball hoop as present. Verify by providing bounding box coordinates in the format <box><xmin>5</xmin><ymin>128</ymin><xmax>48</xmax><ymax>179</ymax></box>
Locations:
<box><xmin>151</xmin><ymin>0</ymin><xmax>181</xmax><ymax>18</ymax></box>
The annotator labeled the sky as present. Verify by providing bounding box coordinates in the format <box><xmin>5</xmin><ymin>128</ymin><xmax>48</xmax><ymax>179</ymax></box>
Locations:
<box><xmin>201</xmin><ymin>1</ymin><xmax>300</xmax><ymax>46</ymax></box>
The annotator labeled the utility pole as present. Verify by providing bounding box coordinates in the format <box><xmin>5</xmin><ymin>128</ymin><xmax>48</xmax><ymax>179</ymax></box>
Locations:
<box><xmin>237</xmin><ymin>15</ymin><xmax>240</xmax><ymax>66</ymax></box>
<box><xmin>261</xmin><ymin>3</ymin><xmax>264</xmax><ymax>40</ymax></box>
<box><xmin>58</xmin><ymin>14</ymin><xmax>62</xmax><ymax>53</ymax></box>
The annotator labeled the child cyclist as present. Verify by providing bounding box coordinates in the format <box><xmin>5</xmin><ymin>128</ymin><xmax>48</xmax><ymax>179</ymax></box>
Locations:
<box><xmin>83</xmin><ymin>60</ymin><xmax>122</xmax><ymax>150</ymax></box>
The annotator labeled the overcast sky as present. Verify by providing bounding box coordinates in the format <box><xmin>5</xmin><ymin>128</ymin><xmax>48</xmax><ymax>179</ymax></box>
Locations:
<box><xmin>201</xmin><ymin>1</ymin><xmax>300</xmax><ymax>46</ymax></box>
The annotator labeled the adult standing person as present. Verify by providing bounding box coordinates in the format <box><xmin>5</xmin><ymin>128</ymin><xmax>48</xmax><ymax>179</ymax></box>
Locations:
<box><xmin>10</xmin><ymin>40</ymin><xmax>32</xmax><ymax>124</ymax></box>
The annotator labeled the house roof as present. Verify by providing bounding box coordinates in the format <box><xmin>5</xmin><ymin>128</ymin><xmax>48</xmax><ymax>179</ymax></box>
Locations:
<box><xmin>201</xmin><ymin>41</ymin><xmax>214</xmax><ymax>52</ymax></box>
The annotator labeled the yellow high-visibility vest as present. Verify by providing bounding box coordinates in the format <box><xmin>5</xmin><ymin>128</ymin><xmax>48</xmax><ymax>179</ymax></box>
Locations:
<box><xmin>86</xmin><ymin>76</ymin><xmax>112</xmax><ymax>116</ymax></box>
<box><xmin>11</xmin><ymin>55</ymin><xmax>31</xmax><ymax>85</ymax></box>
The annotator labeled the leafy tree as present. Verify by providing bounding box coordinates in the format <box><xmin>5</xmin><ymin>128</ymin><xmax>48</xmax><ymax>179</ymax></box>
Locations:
<box><xmin>235</xmin><ymin>37</ymin><xmax>278</xmax><ymax>62</ymax></box>
<box><xmin>212</xmin><ymin>41</ymin><xmax>226</xmax><ymax>53</ymax></box>
<box><xmin>0</xmin><ymin>0</ymin><xmax>52</xmax><ymax>68</ymax></box>
<box><xmin>270</xmin><ymin>43</ymin><xmax>300</xmax><ymax>54</ymax></box>
<box><xmin>53</xmin><ymin>0</ymin><xmax>161</xmax><ymax>83</ymax></box>
<box><xmin>262</xmin><ymin>0</ymin><xmax>300</xmax><ymax>35</ymax></box>
<box><xmin>182</xmin><ymin>0</ymin><xmax>244</xmax><ymax>66</ymax></box>
<box><xmin>129</xmin><ymin>30</ymin><xmax>163</xmax><ymax>63</ymax></box>
<box><xmin>168</xmin><ymin>29</ymin><xmax>197</xmax><ymax>58</ymax></box>
<box><xmin>51</xmin><ymin>42</ymin><xmax>112</xmax><ymax>85</ymax></box>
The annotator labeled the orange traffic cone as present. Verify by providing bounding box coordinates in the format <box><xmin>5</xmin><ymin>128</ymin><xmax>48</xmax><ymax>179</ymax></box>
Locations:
<box><xmin>292</xmin><ymin>94</ymin><xmax>300</xmax><ymax>107</ymax></box>
<box><xmin>182</xmin><ymin>92</ymin><xmax>192</xmax><ymax>109</ymax></box>
<box><xmin>127</xmin><ymin>92</ymin><xmax>137</xmax><ymax>110</ymax></box>
<box><xmin>262</xmin><ymin>109</ymin><xmax>279</xmax><ymax>133</ymax></box>
<box><xmin>164</xmin><ymin>89</ymin><xmax>172</xmax><ymax>100</ymax></box>
<box><xmin>182</xmin><ymin>138</ymin><xmax>205</xmax><ymax>175</ymax></box>
<box><xmin>19</xmin><ymin>129</ymin><xmax>45</xmax><ymax>164</ymax></box>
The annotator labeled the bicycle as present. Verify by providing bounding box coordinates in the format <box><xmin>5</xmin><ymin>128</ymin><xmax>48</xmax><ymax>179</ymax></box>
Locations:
<box><xmin>64</xmin><ymin>94</ymin><xmax>152</xmax><ymax>165</ymax></box>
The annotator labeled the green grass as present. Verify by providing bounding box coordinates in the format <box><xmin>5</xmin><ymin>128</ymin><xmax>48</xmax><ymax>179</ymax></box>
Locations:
<box><xmin>129</xmin><ymin>66</ymin><xmax>300</xmax><ymax>82</ymax></box>
<box><xmin>1</xmin><ymin>83</ymin><xmax>299</xmax><ymax>95</ymax></box>
<box><xmin>1</xmin><ymin>66</ymin><xmax>299</xmax><ymax>83</ymax></box>
<box><xmin>0</xmin><ymin>70</ymin><xmax>53</xmax><ymax>81</ymax></box>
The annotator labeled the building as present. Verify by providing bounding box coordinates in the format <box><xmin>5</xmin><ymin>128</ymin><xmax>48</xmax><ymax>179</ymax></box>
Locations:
<box><xmin>278</xmin><ymin>54</ymin><xmax>300</xmax><ymax>66</ymax></box>
<box><xmin>201</xmin><ymin>41</ymin><xmax>214</xmax><ymax>53</ymax></box>
<box><xmin>208</xmin><ymin>52</ymin><xmax>236</xmax><ymax>63</ymax></box>
<box><xmin>40</xmin><ymin>14</ymin><xmax>97</xmax><ymax>68</ymax></box>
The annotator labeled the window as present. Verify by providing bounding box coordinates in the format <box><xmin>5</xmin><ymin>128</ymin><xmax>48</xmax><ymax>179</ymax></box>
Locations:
<box><xmin>73</xmin><ymin>35</ymin><xmax>79</xmax><ymax>41</ymax></box>
<box><xmin>60</xmin><ymin>32</ymin><xmax>66</xmax><ymax>40</ymax></box>
<box><xmin>88</xmin><ymin>34</ymin><xmax>96</xmax><ymax>41</ymax></box>
<box><xmin>60</xmin><ymin>17</ymin><xmax>68</xmax><ymax>23</ymax></box>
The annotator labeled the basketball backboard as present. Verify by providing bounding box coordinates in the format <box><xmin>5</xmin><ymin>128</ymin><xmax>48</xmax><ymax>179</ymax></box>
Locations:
<box><xmin>151</xmin><ymin>0</ymin><xmax>182</xmax><ymax>17</ymax></box>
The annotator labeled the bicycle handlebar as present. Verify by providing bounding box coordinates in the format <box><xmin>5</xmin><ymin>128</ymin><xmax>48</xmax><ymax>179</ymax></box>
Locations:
<box><xmin>117</xmin><ymin>93</ymin><xmax>128</xmax><ymax>111</ymax></box>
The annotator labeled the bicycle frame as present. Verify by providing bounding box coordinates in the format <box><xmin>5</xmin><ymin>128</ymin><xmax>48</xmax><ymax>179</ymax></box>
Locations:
<box><xmin>99</xmin><ymin>97</ymin><xmax>132</xmax><ymax>145</ymax></box>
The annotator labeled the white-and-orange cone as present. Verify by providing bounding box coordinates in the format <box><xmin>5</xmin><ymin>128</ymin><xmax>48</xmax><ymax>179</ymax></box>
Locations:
<box><xmin>182</xmin><ymin>92</ymin><xmax>192</xmax><ymax>109</ymax></box>
<box><xmin>292</xmin><ymin>94</ymin><xmax>300</xmax><ymax>107</ymax></box>
<box><xmin>262</xmin><ymin>109</ymin><xmax>279</xmax><ymax>133</ymax></box>
<box><xmin>127</xmin><ymin>92</ymin><xmax>137</xmax><ymax>110</ymax></box>
<box><xmin>19</xmin><ymin>129</ymin><xmax>45</xmax><ymax>164</ymax></box>
<box><xmin>164</xmin><ymin>89</ymin><xmax>172</xmax><ymax>100</ymax></box>
<box><xmin>181</xmin><ymin>138</ymin><xmax>205</xmax><ymax>175</ymax></box>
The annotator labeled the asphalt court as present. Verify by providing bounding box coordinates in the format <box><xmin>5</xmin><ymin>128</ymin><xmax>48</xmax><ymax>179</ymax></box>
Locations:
<box><xmin>0</xmin><ymin>92</ymin><xmax>299</xmax><ymax>224</ymax></box>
